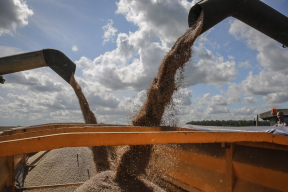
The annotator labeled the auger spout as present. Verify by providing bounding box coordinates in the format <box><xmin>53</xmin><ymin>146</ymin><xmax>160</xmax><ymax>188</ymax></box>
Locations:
<box><xmin>188</xmin><ymin>0</ymin><xmax>288</xmax><ymax>47</ymax></box>
<box><xmin>0</xmin><ymin>49</ymin><xmax>76</xmax><ymax>83</ymax></box>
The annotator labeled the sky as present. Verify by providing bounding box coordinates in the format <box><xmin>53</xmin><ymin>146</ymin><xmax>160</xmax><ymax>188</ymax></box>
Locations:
<box><xmin>0</xmin><ymin>0</ymin><xmax>288</xmax><ymax>126</ymax></box>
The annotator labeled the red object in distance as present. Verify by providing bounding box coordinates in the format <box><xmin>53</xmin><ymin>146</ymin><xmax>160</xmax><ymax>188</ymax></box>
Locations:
<box><xmin>271</xmin><ymin>108</ymin><xmax>277</xmax><ymax>115</ymax></box>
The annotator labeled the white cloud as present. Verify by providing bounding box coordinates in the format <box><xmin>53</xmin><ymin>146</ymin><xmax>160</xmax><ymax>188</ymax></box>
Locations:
<box><xmin>197</xmin><ymin>83</ymin><xmax>242</xmax><ymax>107</ymax></box>
<box><xmin>225</xmin><ymin>83</ymin><xmax>242</xmax><ymax>104</ymax></box>
<box><xmin>1</xmin><ymin>0</ymin><xmax>261</xmax><ymax>126</ymax></box>
<box><xmin>231</xmin><ymin>106</ymin><xmax>257</xmax><ymax>117</ymax></box>
<box><xmin>198</xmin><ymin>93</ymin><xmax>211</xmax><ymax>106</ymax></box>
<box><xmin>263</xmin><ymin>92</ymin><xmax>288</xmax><ymax>104</ymax></box>
<box><xmin>239</xmin><ymin>61</ymin><xmax>251</xmax><ymax>68</ymax></box>
<box><xmin>262</xmin><ymin>102</ymin><xmax>281</xmax><ymax>111</ymax></box>
<box><xmin>205</xmin><ymin>106</ymin><xmax>230</xmax><ymax>115</ymax></box>
<box><xmin>184</xmin><ymin>49</ymin><xmax>237</xmax><ymax>87</ymax></box>
<box><xmin>224</xmin><ymin>16</ymin><xmax>288</xmax><ymax>110</ymax></box>
<box><xmin>72</xmin><ymin>45</ymin><xmax>78</xmax><ymax>52</ymax></box>
<box><xmin>228</xmin><ymin>55</ymin><xmax>234</xmax><ymax>60</ymax></box>
<box><xmin>0</xmin><ymin>46</ymin><xmax>23</xmax><ymax>57</ymax></box>
<box><xmin>242</xmin><ymin>71</ymin><xmax>288</xmax><ymax>96</ymax></box>
<box><xmin>229</xmin><ymin>20</ymin><xmax>288</xmax><ymax>73</ymax></box>
<box><xmin>0</xmin><ymin>66</ymin><xmax>127</xmax><ymax>124</ymax></box>
<box><xmin>102</xmin><ymin>19</ymin><xmax>117</xmax><ymax>45</ymax></box>
<box><xmin>244</xmin><ymin>97</ymin><xmax>258</xmax><ymax>104</ymax></box>
<box><xmin>81</xmin><ymin>29</ymin><xmax>167</xmax><ymax>91</ymax></box>
<box><xmin>3</xmin><ymin>70</ymin><xmax>65</xmax><ymax>92</ymax></box>
<box><xmin>79</xmin><ymin>1</ymin><xmax>237</xmax><ymax>92</ymax></box>
<box><xmin>0</xmin><ymin>0</ymin><xmax>33</xmax><ymax>35</ymax></box>
<box><xmin>198</xmin><ymin>93</ymin><xmax>230</xmax><ymax>106</ymax></box>
<box><xmin>232</xmin><ymin>69</ymin><xmax>288</xmax><ymax>108</ymax></box>
<box><xmin>75</xmin><ymin>56</ymin><xmax>93</xmax><ymax>68</ymax></box>
<box><xmin>211</xmin><ymin>95</ymin><xmax>230</xmax><ymax>106</ymax></box>
<box><xmin>116</xmin><ymin>0</ymin><xmax>189</xmax><ymax>47</ymax></box>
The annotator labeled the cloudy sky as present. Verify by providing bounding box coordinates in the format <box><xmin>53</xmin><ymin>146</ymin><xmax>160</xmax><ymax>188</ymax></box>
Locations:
<box><xmin>1</xmin><ymin>0</ymin><xmax>288</xmax><ymax>126</ymax></box>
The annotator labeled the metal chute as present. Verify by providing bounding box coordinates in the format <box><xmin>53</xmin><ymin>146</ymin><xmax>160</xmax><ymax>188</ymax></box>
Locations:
<box><xmin>188</xmin><ymin>0</ymin><xmax>288</xmax><ymax>47</ymax></box>
<box><xmin>0</xmin><ymin>49</ymin><xmax>76</xmax><ymax>84</ymax></box>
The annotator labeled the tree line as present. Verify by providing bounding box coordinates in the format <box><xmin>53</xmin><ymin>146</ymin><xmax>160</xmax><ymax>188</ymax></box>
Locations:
<box><xmin>186</xmin><ymin>120</ymin><xmax>270</xmax><ymax>127</ymax></box>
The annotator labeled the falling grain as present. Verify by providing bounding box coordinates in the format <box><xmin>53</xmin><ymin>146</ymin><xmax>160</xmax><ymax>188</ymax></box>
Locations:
<box><xmin>70</xmin><ymin>75</ymin><xmax>110</xmax><ymax>173</ymax></box>
<box><xmin>77</xmin><ymin>11</ymin><xmax>203</xmax><ymax>191</ymax></box>
<box><xmin>115</xmin><ymin>11</ymin><xmax>204</xmax><ymax>187</ymax></box>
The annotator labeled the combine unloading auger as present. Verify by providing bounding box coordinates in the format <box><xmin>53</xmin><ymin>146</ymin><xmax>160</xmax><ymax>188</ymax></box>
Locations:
<box><xmin>0</xmin><ymin>49</ymin><xmax>76</xmax><ymax>84</ymax></box>
<box><xmin>188</xmin><ymin>0</ymin><xmax>288</xmax><ymax>48</ymax></box>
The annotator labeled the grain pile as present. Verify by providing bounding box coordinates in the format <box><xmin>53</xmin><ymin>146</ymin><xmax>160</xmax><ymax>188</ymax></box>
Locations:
<box><xmin>23</xmin><ymin>147</ymin><xmax>96</xmax><ymax>192</ymax></box>
<box><xmin>76</xmin><ymin>146</ymin><xmax>165</xmax><ymax>192</ymax></box>
<box><xmin>76</xmin><ymin>11</ymin><xmax>203</xmax><ymax>191</ymax></box>
<box><xmin>70</xmin><ymin>75</ymin><xmax>110</xmax><ymax>173</ymax></box>
<box><xmin>76</xmin><ymin>171</ymin><xmax>165</xmax><ymax>192</ymax></box>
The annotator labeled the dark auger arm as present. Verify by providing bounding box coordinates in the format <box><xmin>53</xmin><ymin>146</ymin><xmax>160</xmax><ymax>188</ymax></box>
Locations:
<box><xmin>0</xmin><ymin>49</ymin><xmax>76</xmax><ymax>84</ymax></box>
<box><xmin>188</xmin><ymin>0</ymin><xmax>288</xmax><ymax>48</ymax></box>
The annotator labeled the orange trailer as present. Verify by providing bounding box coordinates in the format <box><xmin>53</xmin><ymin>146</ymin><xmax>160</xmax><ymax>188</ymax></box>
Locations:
<box><xmin>0</xmin><ymin>123</ymin><xmax>288</xmax><ymax>192</ymax></box>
